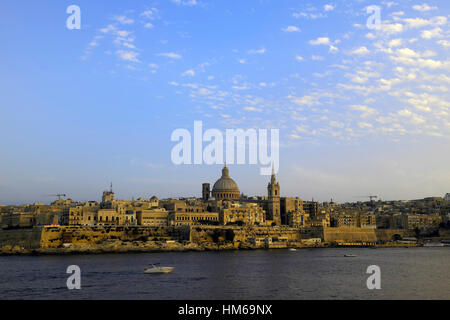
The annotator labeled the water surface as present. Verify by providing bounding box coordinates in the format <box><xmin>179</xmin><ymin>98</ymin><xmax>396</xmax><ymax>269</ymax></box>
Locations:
<box><xmin>0</xmin><ymin>248</ymin><xmax>449</xmax><ymax>299</ymax></box>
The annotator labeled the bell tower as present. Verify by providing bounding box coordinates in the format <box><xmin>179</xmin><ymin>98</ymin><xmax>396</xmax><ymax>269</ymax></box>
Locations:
<box><xmin>202</xmin><ymin>183</ymin><xmax>210</xmax><ymax>201</ymax></box>
<box><xmin>267</xmin><ymin>165</ymin><xmax>281</xmax><ymax>225</ymax></box>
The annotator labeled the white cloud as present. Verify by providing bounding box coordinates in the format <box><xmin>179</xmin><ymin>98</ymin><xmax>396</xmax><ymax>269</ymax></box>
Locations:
<box><xmin>157</xmin><ymin>52</ymin><xmax>182</xmax><ymax>59</ymax></box>
<box><xmin>437</xmin><ymin>40</ymin><xmax>450</xmax><ymax>48</ymax></box>
<box><xmin>141</xmin><ymin>8</ymin><xmax>158</xmax><ymax>19</ymax></box>
<box><xmin>116</xmin><ymin>50</ymin><xmax>140</xmax><ymax>63</ymax></box>
<box><xmin>283</xmin><ymin>26</ymin><xmax>301</xmax><ymax>32</ymax></box>
<box><xmin>116</xmin><ymin>30</ymin><xmax>131</xmax><ymax>37</ymax></box>
<box><xmin>182</xmin><ymin>69</ymin><xmax>195</xmax><ymax>77</ymax></box>
<box><xmin>401</xmin><ymin>16</ymin><xmax>447</xmax><ymax>29</ymax></box>
<box><xmin>351</xmin><ymin>46</ymin><xmax>370</xmax><ymax>55</ymax></box>
<box><xmin>309</xmin><ymin>37</ymin><xmax>331</xmax><ymax>45</ymax></box>
<box><xmin>293</xmin><ymin>12</ymin><xmax>326</xmax><ymax>19</ymax></box>
<box><xmin>247</xmin><ymin>48</ymin><xmax>266</xmax><ymax>54</ymax></box>
<box><xmin>295</xmin><ymin>55</ymin><xmax>304</xmax><ymax>62</ymax></box>
<box><xmin>329</xmin><ymin>45</ymin><xmax>339</xmax><ymax>53</ymax></box>
<box><xmin>358</xmin><ymin>122</ymin><xmax>373</xmax><ymax>129</ymax></box>
<box><xmin>412</xmin><ymin>4</ymin><xmax>437</xmax><ymax>12</ymax></box>
<box><xmin>388</xmin><ymin>39</ymin><xmax>403</xmax><ymax>47</ymax></box>
<box><xmin>421</xmin><ymin>27</ymin><xmax>443</xmax><ymax>39</ymax></box>
<box><xmin>244</xmin><ymin>106</ymin><xmax>261</xmax><ymax>112</ymax></box>
<box><xmin>100</xmin><ymin>24</ymin><xmax>117</xmax><ymax>34</ymax></box>
<box><xmin>171</xmin><ymin>0</ymin><xmax>198</xmax><ymax>6</ymax></box>
<box><xmin>324</xmin><ymin>4</ymin><xmax>335</xmax><ymax>11</ymax></box>
<box><xmin>113</xmin><ymin>16</ymin><xmax>134</xmax><ymax>25</ymax></box>
<box><xmin>378</xmin><ymin>23</ymin><xmax>404</xmax><ymax>35</ymax></box>
<box><xmin>311</xmin><ymin>55</ymin><xmax>325</xmax><ymax>61</ymax></box>
<box><xmin>349</xmin><ymin>105</ymin><xmax>378</xmax><ymax>118</ymax></box>
<box><xmin>291</xmin><ymin>95</ymin><xmax>321</xmax><ymax>107</ymax></box>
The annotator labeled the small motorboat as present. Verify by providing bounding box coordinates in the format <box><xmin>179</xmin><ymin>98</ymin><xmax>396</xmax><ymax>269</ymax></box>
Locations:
<box><xmin>422</xmin><ymin>242</ymin><xmax>445</xmax><ymax>247</ymax></box>
<box><xmin>289</xmin><ymin>248</ymin><xmax>297</xmax><ymax>251</ymax></box>
<box><xmin>344</xmin><ymin>254</ymin><xmax>358</xmax><ymax>257</ymax></box>
<box><xmin>144</xmin><ymin>263</ymin><xmax>175</xmax><ymax>274</ymax></box>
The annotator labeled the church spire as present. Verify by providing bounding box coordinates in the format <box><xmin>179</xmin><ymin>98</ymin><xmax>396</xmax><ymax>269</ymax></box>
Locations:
<box><xmin>270</xmin><ymin>162</ymin><xmax>277</xmax><ymax>185</ymax></box>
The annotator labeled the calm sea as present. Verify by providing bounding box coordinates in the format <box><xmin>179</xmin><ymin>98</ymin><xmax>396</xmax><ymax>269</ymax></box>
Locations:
<box><xmin>0</xmin><ymin>248</ymin><xmax>449</xmax><ymax>300</ymax></box>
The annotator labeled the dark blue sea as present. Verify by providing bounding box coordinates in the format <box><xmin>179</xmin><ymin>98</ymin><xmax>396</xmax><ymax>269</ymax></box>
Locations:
<box><xmin>0</xmin><ymin>248</ymin><xmax>449</xmax><ymax>300</ymax></box>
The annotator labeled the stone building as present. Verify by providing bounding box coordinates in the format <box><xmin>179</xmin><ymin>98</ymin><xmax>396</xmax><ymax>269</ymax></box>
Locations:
<box><xmin>331</xmin><ymin>213</ymin><xmax>376</xmax><ymax>228</ymax></box>
<box><xmin>280</xmin><ymin>197</ymin><xmax>305</xmax><ymax>227</ymax></box>
<box><xmin>219</xmin><ymin>202</ymin><xmax>266</xmax><ymax>226</ymax></box>
<box><xmin>399</xmin><ymin>214</ymin><xmax>442</xmax><ymax>230</ymax></box>
<box><xmin>168</xmin><ymin>211</ymin><xmax>220</xmax><ymax>226</ymax></box>
<box><xmin>303</xmin><ymin>201</ymin><xmax>319</xmax><ymax>217</ymax></box>
<box><xmin>136</xmin><ymin>208</ymin><xmax>168</xmax><ymax>227</ymax></box>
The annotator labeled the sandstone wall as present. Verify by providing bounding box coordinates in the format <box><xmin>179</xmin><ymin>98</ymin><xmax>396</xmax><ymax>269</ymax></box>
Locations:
<box><xmin>36</xmin><ymin>226</ymin><xmax>189</xmax><ymax>248</ymax></box>
<box><xmin>375</xmin><ymin>229</ymin><xmax>410</xmax><ymax>241</ymax></box>
<box><xmin>323</xmin><ymin>227</ymin><xmax>377</xmax><ymax>242</ymax></box>
<box><xmin>0</xmin><ymin>227</ymin><xmax>42</xmax><ymax>250</ymax></box>
<box><xmin>189</xmin><ymin>226</ymin><xmax>302</xmax><ymax>243</ymax></box>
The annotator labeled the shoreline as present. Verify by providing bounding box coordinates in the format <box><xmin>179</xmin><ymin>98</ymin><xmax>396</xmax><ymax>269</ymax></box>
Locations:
<box><xmin>0</xmin><ymin>242</ymin><xmax>430</xmax><ymax>257</ymax></box>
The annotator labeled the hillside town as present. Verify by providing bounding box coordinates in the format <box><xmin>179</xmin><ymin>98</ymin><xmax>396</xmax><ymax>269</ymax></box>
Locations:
<box><xmin>1</xmin><ymin>166</ymin><xmax>449</xmax><ymax>254</ymax></box>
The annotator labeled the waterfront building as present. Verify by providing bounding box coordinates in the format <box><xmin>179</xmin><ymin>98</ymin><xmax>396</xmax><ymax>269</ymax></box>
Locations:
<box><xmin>168</xmin><ymin>211</ymin><xmax>220</xmax><ymax>226</ymax></box>
<box><xmin>219</xmin><ymin>202</ymin><xmax>265</xmax><ymax>226</ymax></box>
<box><xmin>136</xmin><ymin>209</ymin><xmax>169</xmax><ymax>227</ymax></box>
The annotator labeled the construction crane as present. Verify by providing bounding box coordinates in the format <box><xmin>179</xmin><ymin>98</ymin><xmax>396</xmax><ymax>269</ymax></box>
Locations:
<box><xmin>44</xmin><ymin>194</ymin><xmax>67</xmax><ymax>201</ymax></box>
<box><xmin>354</xmin><ymin>195</ymin><xmax>378</xmax><ymax>202</ymax></box>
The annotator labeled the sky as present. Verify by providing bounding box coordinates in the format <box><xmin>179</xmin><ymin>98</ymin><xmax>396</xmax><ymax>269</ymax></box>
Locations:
<box><xmin>0</xmin><ymin>0</ymin><xmax>449</xmax><ymax>204</ymax></box>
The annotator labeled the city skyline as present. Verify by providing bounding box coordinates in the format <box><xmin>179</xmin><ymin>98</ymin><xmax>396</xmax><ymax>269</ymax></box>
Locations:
<box><xmin>0</xmin><ymin>0</ymin><xmax>449</xmax><ymax>204</ymax></box>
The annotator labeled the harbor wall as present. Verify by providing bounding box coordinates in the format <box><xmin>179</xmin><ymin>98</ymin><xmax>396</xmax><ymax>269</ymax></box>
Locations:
<box><xmin>0</xmin><ymin>227</ymin><xmax>43</xmax><ymax>250</ymax></box>
<box><xmin>323</xmin><ymin>227</ymin><xmax>410</xmax><ymax>242</ymax></box>
<box><xmin>39</xmin><ymin>226</ymin><xmax>191</xmax><ymax>248</ymax></box>
<box><xmin>189</xmin><ymin>226</ymin><xmax>302</xmax><ymax>243</ymax></box>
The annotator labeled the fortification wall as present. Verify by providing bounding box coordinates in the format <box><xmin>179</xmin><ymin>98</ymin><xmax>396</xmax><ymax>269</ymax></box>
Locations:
<box><xmin>0</xmin><ymin>227</ymin><xmax>42</xmax><ymax>250</ymax></box>
<box><xmin>40</xmin><ymin>226</ymin><xmax>190</xmax><ymax>248</ymax></box>
<box><xmin>375</xmin><ymin>229</ymin><xmax>410</xmax><ymax>241</ymax></box>
<box><xmin>323</xmin><ymin>227</ymin><xmax>377</xmax><ymax>242</ymax></box>
<box><xmin>189</xmin><ymin>226</ymin><xmax>302</xmax><ymax>243</ymax></box>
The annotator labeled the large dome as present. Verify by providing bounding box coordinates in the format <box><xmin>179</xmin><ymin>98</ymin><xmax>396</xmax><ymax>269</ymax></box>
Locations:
<box><xmin>212</xmin><ymin>165</ymin><xmax>240</xmax><ymax>200</ymax></box>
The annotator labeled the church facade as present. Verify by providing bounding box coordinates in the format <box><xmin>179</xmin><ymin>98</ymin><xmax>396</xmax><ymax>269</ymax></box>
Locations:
<box><xmin>202</xmin><ymin>165</ymin><xmax>284</xmax><ymax>226</ymax></box>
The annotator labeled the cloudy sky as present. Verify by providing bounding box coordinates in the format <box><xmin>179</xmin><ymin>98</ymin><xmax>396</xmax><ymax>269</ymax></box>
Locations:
<box><xmin>0</xmin><ymin>0</ymin><xmax>449</xmax><ymax>204</ymax></box>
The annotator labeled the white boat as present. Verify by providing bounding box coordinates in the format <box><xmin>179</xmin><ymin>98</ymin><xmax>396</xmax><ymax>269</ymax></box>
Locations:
<box><xmin>423</xmin><ymin>242</ymin><xmax>445</xmax><ymax>247</ymax></box>
<box><xmin>344</xmin><ymin>254</ymin><xmax>358</xmax><ymax>257</ymax></box>
<box><xmin>289</xmin><ymin>248</ymin><xmax>297</xmax><ymax>251</ymax></box>
<box><xmin>144</xmin><ymin>264</ymin><xmax>175</xmax><ymax>274</ymax></box>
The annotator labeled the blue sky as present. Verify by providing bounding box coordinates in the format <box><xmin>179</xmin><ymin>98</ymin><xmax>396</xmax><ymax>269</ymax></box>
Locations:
<box><xmin>0</xmin><ymin>0</ymin><xmax>449</xmax><ymax>204</ymax></box>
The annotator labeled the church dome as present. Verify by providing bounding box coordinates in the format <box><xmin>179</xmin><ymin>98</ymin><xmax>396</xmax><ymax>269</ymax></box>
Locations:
<box><xmin>212</xmin><ymin>165</ymin><xmax>240</xmax><ymax>200</ymax></box>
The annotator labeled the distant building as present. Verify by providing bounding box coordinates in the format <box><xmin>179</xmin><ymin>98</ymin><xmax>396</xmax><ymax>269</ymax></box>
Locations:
<box><xmin>137</xmin><ymin>209</ymin><xmax>168</xmax><ymax>227</ymax></box>
<box><xmin>168</xmin><ymin>211</ymin><xmax>219</xmax><ymax>226</ymax></box>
